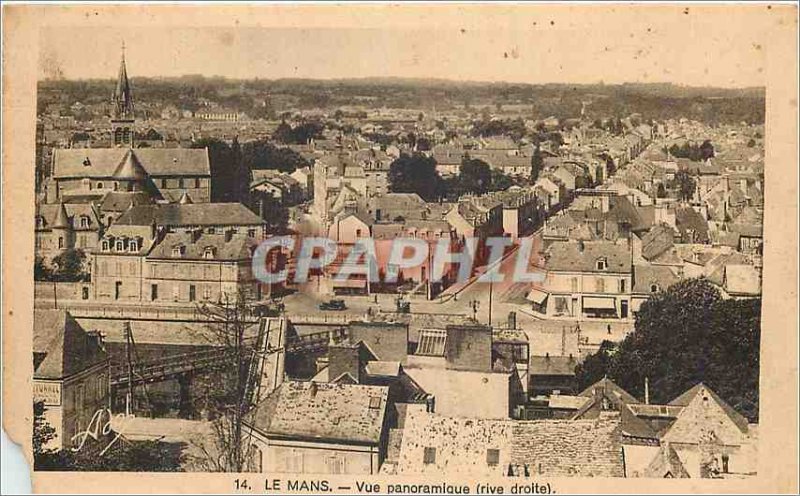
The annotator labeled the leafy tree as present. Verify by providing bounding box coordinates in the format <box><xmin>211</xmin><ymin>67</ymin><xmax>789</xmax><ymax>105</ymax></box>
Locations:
<box><xmin>671</xmin><ymin>170</ymin><xmax>696</xmax><ymax>201</ymax></box>
<box><xmin>52</xmin><ymin>249</ymin><xmax>87</xmax><ymax>282</ymax></box>
<box><xmin>241</xmin><ymin>139</ymin><xmax>309</xmax><ymax>173</ymax></box>
<box><xmin>273</xmin><ymin>121</ymin><xmax>324</xmax><ymax>145</ymax></box>
<box><xmin>33</xmin><ymin>401</ymin><xmax>62</xmax><ymax>470</ymax></box>
<box><xmin>699</xmin><ymin>139</ymin><xmax>715</xmax><ymax>160</ymax></box>
<box><xmin>252</xmin><ymin>193</ymin><xmax>289</xmax><ymax>233</ymax></box>
<box><xmin>388</xmin><ymin>153</ymin><xmax>441</xmax><ymax>202</ymax></box>
<box><xmin>459</xmin><ymin>158</ymin><xmax>492</xmax><ymax>195</ymax></box>
<box><xmin>34</xmin><ymin>257</ymin><xmax>53</xmax><ymax>281</ymax></box>
<box><xmin>489</xmin><ymin>169</ymin><xmax>515</xmax><ymax>191</ymax></box>
<box><xmin>530</xmin><ymin>145</ymin><xmax>543</xmax><ymax>182</ymax></box>
<box><xmin>576</xmin><ymin>278</ymin><xmax>761</xmax><ymax>421</ymax></box>
<box><xmin>191</xmin><ymin>138</ymin><xmax>244</xmax><ymax>203</ymax></box>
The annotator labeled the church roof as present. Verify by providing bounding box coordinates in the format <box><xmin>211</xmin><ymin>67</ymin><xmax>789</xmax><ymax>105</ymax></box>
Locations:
<box><xmin>51</xmin><ymin>202</ymin><xmax>70</xmax><ymax>229</ymax></box>
<box><xmin>53</xmin><ymin>148</ymin><xmax>211</xmax><ymax>179</ymax></box>
<box><xmin>112</xmin><ymin>149</ymin><xmax>148</xmax><ymax>181</ymax></box>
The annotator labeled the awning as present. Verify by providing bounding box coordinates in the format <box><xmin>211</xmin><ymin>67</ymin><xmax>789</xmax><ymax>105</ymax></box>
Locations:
<box><xmin>583</xmin><ymin>296</ymin><xmax>617</xmax><ymax>310</ymax></box>
<box><xmin>332</xmin><ymin>279</ymin><xmax>368</xmax><ymax>289</ymax></box>
<box><xmin>526</xmin><ymin>288</ymin><xmax>549</xmax><ymax>304</ymax></box>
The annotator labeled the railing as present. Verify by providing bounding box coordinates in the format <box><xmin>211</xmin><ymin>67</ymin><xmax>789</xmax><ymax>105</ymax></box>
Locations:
<box><xmin>110</xmin><ymin>347</ymin><xmax>238</xmax><ymax>387</ymax></box>
<box><xmin>285</xmin><ymin>328</ymin><xmax>348</xmax><ymax>354</ymax></box>
<box><xmin>287</xmin><ymin>314</ymin><xmax>350</xmax><ymax>325</ymax></box>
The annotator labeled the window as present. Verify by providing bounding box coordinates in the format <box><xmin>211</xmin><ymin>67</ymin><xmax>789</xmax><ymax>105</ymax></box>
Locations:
<box><xmin>619</xmin><ymin>279</ymin><xmax>626</xmax><ymax>293</ymax></box>
<box><xmin>486</xmin><ymin>449</ymin><xmax>500</xmax><ymax>467</ymax></box>
<box><xmin>58</xmin><ymin>237</ymin><xmax>64</xmax><ymax>249</ymax></box>
<box><xmin>207</xmin><ymin>227</ymin><xmax>216</xmax><ymax>234</ymax></box>
<box><xmin>97</xmin><ymin>375</ymin><xmax>106</xmax><ymax>400</ymax></box>
<box><xmin>596</xmin><ymin>258</ymin><xmax>608</xmax><ymax>271</ymax></box>
<box><xmin>595</xmin><ymin>277</ymin><xmax>605</xmax><ymax>293</ymax></box>
<box><xmin>151</xmin><ymin>284</ymin><xmax>158</xmax><ymax>301</ymax></box>
<box><xmin>189</xmin><ymin>285</ymin><xmax>196</xmax><ymax>302</ymax></box>
<box><xmin>36</xmin><ymin>216</ymin><xmax>44</xmax><ymax>228</ymax></box>
<box><xmin>79</xmin><ymin>216</ymin><xmax>89</xmax><ymax>228</ymax></box>
<box><xmin>115</xmin><ymin>240</ymin><xmax>125</xmax><ymax>251</ymax></box>
<box><xmin>101</xmin><ymin>240</ymin><xmax>110</xmax><ymax>251</ymax></box>
<box><xmin>97</xmin><ymin>182</ymin><xmax>104</xmax><ymax>189</ymax></box>
<box><xmin>247</xmin><ymin>229</ymin><xmax>256</xmax><ymax>238</ymax></box>
<box><xmin>721</xmin><ymin>454</ymin><xmax>730</xmax><ymax>474</ymax></box>
<box><xmin>368</xmin><ymin>396</ymin><xmax>382</xmax><ymax>409</ymax></box>
<box><xmin>178</xmin><ymin>178</ymin><xmax>184</xmax><ymax>188</ymax></box>
<box><xmin>194</xmin><ymin>178</ymin><xmax>200</xmax><ymax>188</ymax></box>
<box><xmin>161</xmin><ymin>178</ymin><xmax>167</xmax><ymax>188</ymax></box>
<box><xmin>113</xmin><ymin>182</ymin><xmax>119</xmax><ymax>191</ymax></box>
<box><xmin>650</xmin><ymin>283</ymin><xmax>659</xmax><ymax>293</ymax></box>
<box><xmin>570</xmin><ymin>277</ymin><xmax>578</xmax><ymax>292</ymax></box>
<box><xmin>129</xmin><ymin>240</ymin><xmax>138</xmax><ymax>252</ymax></box>
<box><xmin>82</xmin><ymin>287</ymin><xmax>89</xmax><ymax>300</ymax></box>
<box><xmin>203</xmin><ymin>287</ymin><xmax>211</xmax><ymax>300</ymax></box>
<box><xmin>203</xmin><ymin>247</ymin><xmax>215</xmax><ymax>259</ymax></box>
<box><xmin>172</xmin><ymin>285</ymin><xmax>179</xmax><ymax>301</ymax></box>
<box><xmin>423</xmin><ymin>447</ymin><xmax>437</xmax><ymax>465</ymax></box>
<box><xmin>172</xmin><ymin>245</ymin><xmax>185</xmax><ymax>257</ymax></box>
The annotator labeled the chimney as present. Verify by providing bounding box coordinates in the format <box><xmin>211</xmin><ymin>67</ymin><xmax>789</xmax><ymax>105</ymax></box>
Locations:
<box><xmin>644</xmin><ymin>377</ymin><xmax>650</xmax><ymax>405</ymax></box>
<box><xmin>191</xmin><ymin>229</ymin><xmax>202</xmax><ymax>243</ymax></box>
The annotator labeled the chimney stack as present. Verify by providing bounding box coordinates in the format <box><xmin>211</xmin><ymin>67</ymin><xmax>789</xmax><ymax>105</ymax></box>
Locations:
<box><xmin>644</xmin><ymin>376</ymin><xmax>650</xmax><ymax>405</ymax></box>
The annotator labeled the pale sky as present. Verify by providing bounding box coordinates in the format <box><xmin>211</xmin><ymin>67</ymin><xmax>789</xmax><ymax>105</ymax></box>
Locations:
<box><xmin>37</xmin><ymin>4</ymin><xmax>777</xmax><ymax>87</ymax></box>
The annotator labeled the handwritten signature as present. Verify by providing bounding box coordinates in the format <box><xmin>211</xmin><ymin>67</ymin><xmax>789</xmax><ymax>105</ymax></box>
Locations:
<box><xmin>70</xmin><ymin>408</ymin><xmax>133</xmax><ymax>456</ymax></box>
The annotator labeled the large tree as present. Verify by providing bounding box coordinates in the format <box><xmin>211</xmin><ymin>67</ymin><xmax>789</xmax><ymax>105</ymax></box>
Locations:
<box><xmin>459</xmin><ymin>157</ymin><xmax>493</xmax><ymax>196</ymax></box>
<box><xmin>575</xmin><ymin>278</ymin><xmax>761</xmax><ymax>421</ymax></box>
<box><xmin>671</xmin><ymin>170</ymin><xmax>697</xmax><ymax>202</ymax></box>
<box><xmin>52</xmin><ymin>249</ymin><xmax>87</xmax><ymax>282</ymax></box>
<box><xmin>241</xmin><ymin>139</ymin><xmax>309</xmax><ymax>173</ymax></box>
<box><xmin>388</xmin><ymin>153</ymin><xmax>441</xmax><ymax>202</ymax></box>
<box><xmin>191</xmin><ymin>138</ymin><xmax>248</xmax><ymax>203</ymax></box>
<box><xmin>530</xmin><ymin>145</ymin><xmax>543</xmax><ymax>182</ymax></box>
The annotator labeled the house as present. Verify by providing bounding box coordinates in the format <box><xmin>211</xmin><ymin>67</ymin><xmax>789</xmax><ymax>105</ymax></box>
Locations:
<box><xmin>393</xmin><ymin>406</ymin><xmax>625</xmax><ymax>477</ymax></box>
<box><xmin>113</xmin><ymin>203</ymin><xmax>266</xmax><ymax>239</ymax></box>
<box><xmin>244</xmin><ymin>381</ymin><xmax>390</xmax><ymax>474</ymax></box>
<box><xmin>534</xmin><ymin>239</ymin><xmax>634</xmax><ymax>320</ymax></box>
<box><xmin>33</xmin><ymin>309</ymin><xmax>110</xmax><ymax>450</ymax></box>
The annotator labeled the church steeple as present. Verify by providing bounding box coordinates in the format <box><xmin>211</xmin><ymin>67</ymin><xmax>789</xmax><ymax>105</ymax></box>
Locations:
<box><xmin>111</xmin><ymin>42</ymin><xmax>135</xmax><ymax>147</ymax></box>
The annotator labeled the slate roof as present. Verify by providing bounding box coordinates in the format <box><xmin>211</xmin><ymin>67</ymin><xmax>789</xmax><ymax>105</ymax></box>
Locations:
<box><xmin>545</xmin><ymin>240</ymin><xmax>632</xmax><ymax>274</ymax></box>
<box><xmin>147</xmin><ymin>232</ymin><xmax>258</xmax><ymax>261</ymax></box>
<box><xmin>53</xmin><ymin>148</ymin><xmax>210</xmax><ymax>178</ymax></box>
<box><xmin>247</xmin><ymin>381</ymin><xmax>389</xmax><ymax>444</ymax></box>
<box><xmin>33</xmin><ymin>309</ymin><xmax>107</xmax><ymax>380</ymax></box>
<box><xmin>510</xmin><ymin>413</ymin><xmax>625</xmax><ymax>477</ymax></box>
<box><xmin>632</xmin><ymin>264</ymin><xmax>681</xmax><ymax>294</ymax></box>
<box><xmin>36</xmin><ymin>202</ymin><xmax>100</xmax><ymax>231</ymax></box>
<box><xmin>640</xmin><ymin>224</ymin><xmax>677</xmax><ymax>261</ymax></box>
<box><xmin>674</xmin><ymin>207</ymin><xmax>710</xmax><ymax>243</ymax></box>
<box><xmin>114</xmin><ymin>203</ymin><xmax>264</xmax><ymax>227</ymax></box>
<box><xmin>100</xmin><ymin>191</ymin><xmax>155</xmax><ymax>213</ymax></box>
<box><xmin>112</xmin><ymin>149</ymin><xmax>149</xmax><ymax>181</ymax></box>
<box><xmin>668</xmin><ymin>383</ymin><xmax>749</xmax><ymax>433</ymax></box>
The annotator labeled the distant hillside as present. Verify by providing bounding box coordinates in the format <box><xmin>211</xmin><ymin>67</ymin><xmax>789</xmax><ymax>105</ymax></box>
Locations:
<box><xmin>37</xmin><ymin>77</ymin><xmax>765</xmax><ymax>125</ymax></box>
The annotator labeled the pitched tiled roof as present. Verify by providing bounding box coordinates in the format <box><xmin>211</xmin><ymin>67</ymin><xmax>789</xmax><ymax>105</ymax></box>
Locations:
<box><xmin>36</xmin><ymin>202</ymin><xmax>100</xmax><ymax>231</ymax></box>
<box><xmin>147</xmin><ymin>232</ymin><xmax>258</xmax><ymax>261</ymax></box>
<box><xmin>632</xmin><ymin>264</ymin><xmax>681</xmax><ymax>294</ymax></box>
<box><xmin>53</xmin><ymin>148</ymin><xmax>210</xmax><ymax>178</ymax></box>
<box><xmin>668</xmin><ymin>383</ymin><xmax>750</xmax><ymax>433</ymax></box>
<box><xmin>100</xmin><ymin>191</ymin><xmax>155</xmax><ymax>213</ymax></box>
<box><xmin>675</xmin><ymin>207</ymin><xmax>710</xmax><ymax>243</ymax></box>
<box><xmin>247</xmin><ymin>381</ymin><xmax>389</xmax><ymax>444</ymax></box>
<box><xmin>114</xmin><ymin>203</ymin><xmax>264</xmax><ymax>227</ymax></box>
<box><xmin>510</xmin><ymin>413</ymin><xmax>625</xmax><ymax>477</ymax></box>
<box><xmin>545</xmin><ymin>240</ymin><xmax>632</xmax><ymax>274</ymax></box>
<box><xmin>640</xmin><ymin>224</ymin><xmax>677</xmax><ymax>261</ymax></box>
<box><xmin>33</xmin><ymin>309</ymin><xmax>107</xmax><ymax>379</ymax></box>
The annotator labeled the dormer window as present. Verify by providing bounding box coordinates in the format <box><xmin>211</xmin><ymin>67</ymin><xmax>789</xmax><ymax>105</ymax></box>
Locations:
<box><xmin>596</xmin><ymin>258</ymin><xmax>608</xmax><ymax>271</ymax></box>
<box><xmin>35</xmin><ymin>216</ymin><xmax>44</xmax><ymax>229</ymax></box>
<box><xmin>128</xmin><ymin>240</ymin><xmax>139</xmax><ymax>252</ymax></box>
<box><xmin>650</xmin><ymin>283</ymin><xmax>660</xmax><ymax>293</ymax></box>
<box><xmin>80</xmin><ymin>216</ymin><xmax>89</xmax><ymax>228</ymax></box>
<box><xmin>115</xmin><ymin>240</ymin><xmax>125</xmax><ymax>251</ymax></box>
<box><xmin>172</xmin><ymin>245</ymin><xmax>186</xmax><ymax>257</ymax></box>
<box><xmin>101</xmin><ymin>240</ymin><xmax>110</xmax><ymax>251</ymax></box>
<box><xmin>203</xmin><ymin>247</ymin><xmax>215</xmax><ymax>259</ymax></box>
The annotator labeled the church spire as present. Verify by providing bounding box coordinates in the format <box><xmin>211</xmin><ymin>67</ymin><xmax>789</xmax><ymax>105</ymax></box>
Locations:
<box><xmin>113</xmin><ymin>41</ymin><xmax>134</xmax><ymax>120</ymax></box>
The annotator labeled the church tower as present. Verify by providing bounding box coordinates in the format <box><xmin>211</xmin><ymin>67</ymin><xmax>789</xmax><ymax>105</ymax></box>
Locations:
<box><xmin>111</xmin><ymin>43</ymin><xmax>135</xmax><ymax>147</ymax></box>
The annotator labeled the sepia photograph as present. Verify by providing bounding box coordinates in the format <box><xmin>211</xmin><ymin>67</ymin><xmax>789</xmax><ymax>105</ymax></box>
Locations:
<box><xmin>2</xmin><ymin>3</ymin><xmax>797</xmax><ymax>494</ymax></box>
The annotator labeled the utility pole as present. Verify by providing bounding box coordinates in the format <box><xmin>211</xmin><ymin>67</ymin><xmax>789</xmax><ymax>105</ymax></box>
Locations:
<box><xmin>487</xmin><ymin>281</ymin><xmax>494</xmax><ymax>327</ymax></box>
<box><xmin>125</xmin><ymin>321</ymin><xmax>134</xmax><ymax>415</ymax></box>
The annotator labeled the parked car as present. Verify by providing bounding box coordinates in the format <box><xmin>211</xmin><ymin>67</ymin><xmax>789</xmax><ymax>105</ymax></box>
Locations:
<box><xmin>319</xmin><ymin>299</ymin><xmax>347</xmax><ymax>311</ymax></box>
